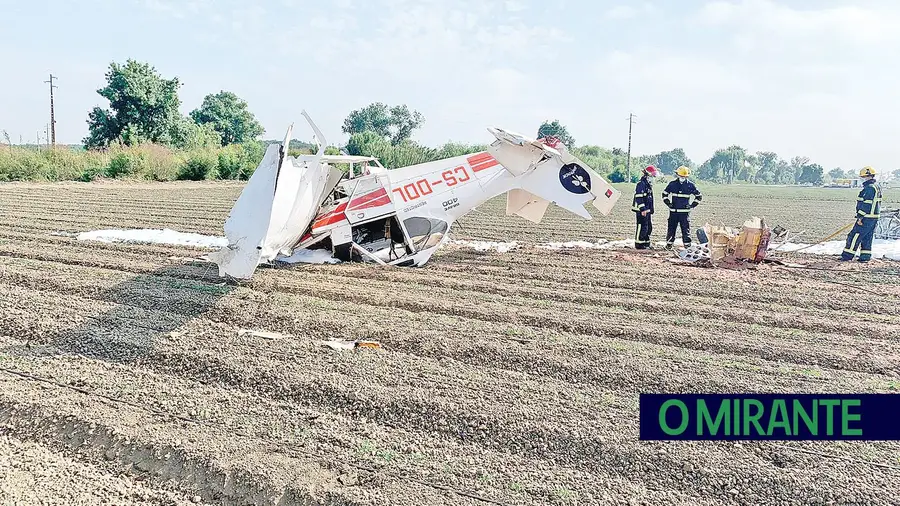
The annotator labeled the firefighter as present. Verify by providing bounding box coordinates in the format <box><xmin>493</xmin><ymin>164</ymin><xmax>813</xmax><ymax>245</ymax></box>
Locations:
<box><xmin>840</xmin><ymin>166</ymin><xmax>883</xmax><ymax>262</ymax></box>
<box><xmin>662</xmin><ymin>166</ymin><xmax>702</xmax><ymax>249</ymax></box>
<box><xmin>632</xmin><ymin>165</ymin><xmax>660</xmax><ymax>249</ymax></box>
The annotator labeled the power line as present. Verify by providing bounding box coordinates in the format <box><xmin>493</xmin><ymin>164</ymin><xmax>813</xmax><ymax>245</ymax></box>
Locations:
<box><xmin>44</xmin><ymin>74</ymin><xmax>58</xmax><ymax>146</ymax></box>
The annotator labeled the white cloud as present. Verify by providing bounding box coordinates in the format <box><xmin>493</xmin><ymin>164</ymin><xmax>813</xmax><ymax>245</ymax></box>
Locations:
<box><xmin>505</xmin><ymin>0</ymin><xmax>526</xmax><ymax>12</ymax></box>
<box><xmin>5</xmin><ymin>0</ymin><xmax>899</xmax><ymax>172</ymax></box>
<box><xmin>596</xmin><ymin>49</ymin><xmax>754</xmax><ymax>100</ymax></box>
<box><xmin>604</xmin><ymin>3</ymin><xmax>656</xmax><ymax>20</ymax></box>
<box><xmin>696</xmin><ymin>0</ymin><xmax>900</xmax><ymax>46</ymax></box>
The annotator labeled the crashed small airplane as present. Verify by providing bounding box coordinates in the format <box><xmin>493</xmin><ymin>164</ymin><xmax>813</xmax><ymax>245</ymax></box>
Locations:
<box><xmin>209</xmin><ymin>111</ymin><xmax>621</xmax><ymax>279</ymax></box>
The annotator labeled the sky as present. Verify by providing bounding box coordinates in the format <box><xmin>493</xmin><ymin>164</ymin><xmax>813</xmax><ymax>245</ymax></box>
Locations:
<box><xmin>1</xmin><ymin>0</ymin><xmax>899</xmax><ymax>171</ymax></box>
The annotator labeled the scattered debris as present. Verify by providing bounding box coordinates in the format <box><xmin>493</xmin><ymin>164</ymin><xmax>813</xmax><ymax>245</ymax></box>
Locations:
<box><xmin>168</xmin><ymin>330</ymin><xmax>186</xmax><ymax>340</ymax></box>
<box><xmin>319</xmin><ymin>339</ymin><xmax>383</xmax><ymax>351</ymax></box>
<box><xmin>672</xmin><ymin>217</ymin><xmax>772</xmax><ymax>269</ymax></box>
<box><xmin>875</xmin><ymin>208</ymin><xmax>900</xmax><ymax>240</ymax></box>
<box><xmin>677</xmin><ymin>243</ymin><xmax>711</xmax><ymax>263</ymax></box>
<box><xmin>238</xmin><ymin>329</ymin><xmax>290</xmax><ymax>340</ymax></box>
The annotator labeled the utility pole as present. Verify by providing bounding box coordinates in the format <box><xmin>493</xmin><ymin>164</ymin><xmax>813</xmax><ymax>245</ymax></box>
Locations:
<box><xmin>626</xmin><ymin>113</ymin><xmax>636</xmax><ymax>182</ymax></box>
<box><xmin>729</xmin><ymin>151</ymin><xmax>735</xmax><ymax>184</ymax></box>
<box><xmin>44</xmin><ymin>74</ymin><xmax>58</xmax><ymax>146</ymax></box>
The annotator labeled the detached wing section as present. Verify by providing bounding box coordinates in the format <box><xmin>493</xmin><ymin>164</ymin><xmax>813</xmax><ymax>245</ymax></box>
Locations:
<box><xmin>209</xmin><ymin>112</ymin><xmax>341</xmax><ymax>279</ymax></box>
<box><xmin>486</xmin><ymin>127</ymin><xmax>621</xmax><ymax>222</ymax></box>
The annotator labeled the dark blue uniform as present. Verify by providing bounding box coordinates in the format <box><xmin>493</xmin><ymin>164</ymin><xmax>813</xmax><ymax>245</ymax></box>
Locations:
<box><xmin>632</xmin><ymin>176</ymin><xmax>654</xmax><ymax>249</ymax></box>
<box><xmin>662</xmin><ymin>178</ymin><xmax>702</xmax><ymax>247</ymax></box>
<box><xmin>841</xmin><ymin>179</ymin><xmax>882</xmax><ymax>262</ymax></box>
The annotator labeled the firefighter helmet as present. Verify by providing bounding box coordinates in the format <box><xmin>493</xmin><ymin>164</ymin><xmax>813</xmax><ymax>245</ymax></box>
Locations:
<box><xmin>859</xmin><ymin>166</ymin><xmax>876</xmax><ymax>178</ymax></box>
<box><xmin>644</xmin><ymin>165</ymin><xmax>661</xmax><ymax>177</ymax></box>
<box><xmin>675</xmin><ymin>166</ymin><xmax>691</xmax><ymax>177</ymax></box>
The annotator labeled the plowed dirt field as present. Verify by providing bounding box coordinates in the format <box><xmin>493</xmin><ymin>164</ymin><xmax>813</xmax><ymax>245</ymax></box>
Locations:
<box><xmin>0</xmin><ymin>181</ymin><xmax>898</xmax><ymax>506</ymax></box>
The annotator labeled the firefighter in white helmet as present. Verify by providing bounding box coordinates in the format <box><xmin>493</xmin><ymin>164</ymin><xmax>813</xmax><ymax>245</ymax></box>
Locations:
<box><xmin>662</xmin><ymin>166</ymin><xmax>703</xmax><ymax>249</ymax></box>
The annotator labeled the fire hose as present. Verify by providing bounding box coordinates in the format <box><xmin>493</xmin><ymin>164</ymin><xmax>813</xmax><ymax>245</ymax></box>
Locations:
<box><xmin>781</xmin><ymin>221</ymin><xmax>855</xmax><ymax>253</ymax></box>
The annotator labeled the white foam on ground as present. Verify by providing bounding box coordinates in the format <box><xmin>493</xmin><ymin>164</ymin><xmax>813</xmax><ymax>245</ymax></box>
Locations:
<box><xmin>76</xmin><ymin>228</ymin><xmax>228</xmax><ymax>249</ymax></box>
<box><xmin>276</xmin><ymin>249</ymin><xmax>342</xmax><ymax>264</ymax></box>
<box><xmin>74</xmin><ymin>228</ymin><xmax>900</xmax><ymax>261</ymax></box>
<box><xmin>540</xmin><ymin>239</ymin><xmax>632</xmax><ymax>250</ymax></box>
<box><xmin>772</xmin><ymin>240</ymin><xmax>900</xmax><ymax>260</ymax></box>
<box><xmin>447</xmin><ymin>240</ymin><xmax>519</xmax><ymax>253</ymax></box>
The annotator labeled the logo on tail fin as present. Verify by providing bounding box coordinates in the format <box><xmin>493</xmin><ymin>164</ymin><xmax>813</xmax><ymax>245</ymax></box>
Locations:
<box><xmin>560</xmin><ymin>163</ymin><xmax>591</xmax><ymax>194</ymax></box>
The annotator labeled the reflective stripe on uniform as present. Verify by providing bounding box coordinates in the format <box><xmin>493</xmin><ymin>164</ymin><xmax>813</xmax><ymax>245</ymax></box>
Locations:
<box><xmin>635</xmin><ymin>223</ymin><xmax>649</xmax><ymax>244</ymax></box>
<box><xmin>671</xmin><ymin>208</ymin><xmax>691</xmax><ymax>213</ymax></box>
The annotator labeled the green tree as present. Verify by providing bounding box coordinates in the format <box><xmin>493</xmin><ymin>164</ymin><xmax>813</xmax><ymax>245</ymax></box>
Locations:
<box><xmin>342</xmin><ymin>102</ymin><xmax>425</xmax><ymax>145</ymax></box>
<box><xmin>190</xmin><ymin>91</ymin><xmax>264</xmax><ymax>146</ymax></box>
<box><xmin>698</xmin><ymin>145</ymin><xmax>746</xmax><ymax>183</ymax></box>
<box><xmin>774</xmin><ymin>159</ymin><xmax>793</xmax><ymax>184</ymax></box>
<box><xmin>654</xmin><ymin>148</ymin><xmax>692</xmax><ymax>175</ymax></box>
<box><xmin>790</xmin><ymin>156</ymin><xmax>810</xmax><ymax>184</ymax></box>
<box><xmin>169</xmin><ymin>117</ymin><xmax>221</xmax><ymax>149</ymax></box>
<box><xmin>827</xmin><ymin>167</ymin><xmax>845</xmax><ymax>181</ymax></box>
<box><xmin>537</xmin><ymin>120</ymin><xmax>575</xmax><ymax>147</ymax></box>
<box><xmin>798</xmin><ymin>163</ymin><xmax>824</xmax><ymax>185</ymax></box>
<box><xmin>740</xmin><ymin>153</ymin><xmax>759</xmax><ymax>183</ymax></box>
<box><xmin>753</xmin><ymin>151</ymin><xmax>780</xmax><ymax>184</ymax></box>
<box><xmin>83</xmin><ymin>59</ymin><xmax>182</xmax><ymax>149</ymax></box>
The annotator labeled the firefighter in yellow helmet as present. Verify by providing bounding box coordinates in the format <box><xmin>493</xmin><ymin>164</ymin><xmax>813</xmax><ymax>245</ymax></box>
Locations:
<box><xmin>840</xmin><ymin>166</ymin><xmax>882</xmax><ymax>262</ymax></box>
<box><xmin>661</xmin><ymin>166</ymin><xmax>703</xmax><ymax>249</ymax></box>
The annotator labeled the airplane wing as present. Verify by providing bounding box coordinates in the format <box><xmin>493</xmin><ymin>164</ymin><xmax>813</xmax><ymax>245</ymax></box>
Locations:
<box><xmin>210</xmin><ymin>111</ymin><xmax>340</xmax><ymax>279</ymax></box>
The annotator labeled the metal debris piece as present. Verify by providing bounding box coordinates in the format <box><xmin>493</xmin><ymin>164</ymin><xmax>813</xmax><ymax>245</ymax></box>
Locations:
<box><xmin>678</xmin><ymin>217</ymin><xmax>771</xmax><ymax>268</ymax></box>
<box><xmin>875</xmin><ymin>208</ymin><xmax>900</xmax><ymax>240</ymax></box>
<box><xmin>238</xmin><ymin>329</ymin><xmax>290</xmax><ymax>340</ymax></box>
<box><xmin>771</xmin><ymin>225</ymin><xmax>787</xmax><ymax>240</ymax></box>
<box><xmin>678</xmin><ymin>242</ymin><xmax>711</xmax><ymax>263</ymax></box>
<box><xmin>320</xmin><ymin>339</ymin><xmax>382</xmax><ymax>351</ymax></box>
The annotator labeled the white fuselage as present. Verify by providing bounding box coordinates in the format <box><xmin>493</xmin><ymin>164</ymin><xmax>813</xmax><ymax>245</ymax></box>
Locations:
<box><xmin>387</xmin><ymin>151</ymin><xmax>512</xmax><ymax>225</ymax></box>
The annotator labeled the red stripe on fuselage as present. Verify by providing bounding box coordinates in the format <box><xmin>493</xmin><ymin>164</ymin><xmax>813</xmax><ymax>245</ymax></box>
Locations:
<box><xmin>348</xmin><ymin>188</ymin><xmax>388</xmax><ymax>209</ymax></box>
<box><xmin>312</xmin><ymin>202</ymin><xmax>348</xmax><ymax>228</ymax></box>
<box><xmin>471</xmin><ymin>159</ymin><xmax>499</xmax><ymax>172</ymax></box>
<box><xmin>467</xmin><ymin>153</ymin><xmax>499</xmax><ymax>172</ymax></box>
<box><xmin>467</xmin><ymin>153</ymin><xmax>492</xmax><ymax>165</ymax></box>
<box><xmin>356</xmin><ymin>194</ymin><xmax>392</xmax><ymax>209</ymax></box>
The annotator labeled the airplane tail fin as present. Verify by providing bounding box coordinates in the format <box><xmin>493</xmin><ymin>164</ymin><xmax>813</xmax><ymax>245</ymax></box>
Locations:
<box><xmin>486</xmin><ymin>127</ymin><xmax>621</xmax><ymax>222</ymax></box>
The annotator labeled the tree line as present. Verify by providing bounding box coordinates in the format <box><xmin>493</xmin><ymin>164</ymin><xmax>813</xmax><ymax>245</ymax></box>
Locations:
<box><xmin>3</xmin><ymin>58</ymin><xmax>894</xmax><ymax>184</ymax></box>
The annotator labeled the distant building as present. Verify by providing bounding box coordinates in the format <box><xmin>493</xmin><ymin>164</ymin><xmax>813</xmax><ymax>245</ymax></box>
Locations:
<box><xmin>827</xmin><ymin>178</ymin><xmax>861</xmax><ymax>188</ymax></box>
